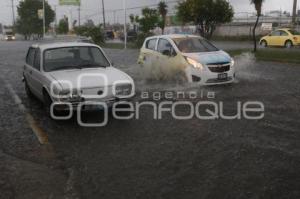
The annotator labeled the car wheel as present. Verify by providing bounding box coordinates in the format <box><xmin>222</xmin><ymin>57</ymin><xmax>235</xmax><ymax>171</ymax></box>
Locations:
<box><xmin>43</xmin><ymin>92</ymin><xmax>53</xmax><ymax>117</ymax></box>
<box><xmin>25</xmin><ymin>80</ymin><xmax>34</xmax><ymax>99</ymax></box>
<box><xmin>260</xmin><ymin>40</ymin><xmax>267</xmax><ymax>48</ymax></box>
<box><xmin>285</xmin><ymin>40</ymin><xmax>293</xmax><ymax>48</ymax></box>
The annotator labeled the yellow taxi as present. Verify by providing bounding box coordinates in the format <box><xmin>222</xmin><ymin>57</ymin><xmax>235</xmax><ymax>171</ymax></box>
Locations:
<box><xmin>260</xmin><ymin>28</ymin><xmax>300</xmax><ymax>48</ymax></box>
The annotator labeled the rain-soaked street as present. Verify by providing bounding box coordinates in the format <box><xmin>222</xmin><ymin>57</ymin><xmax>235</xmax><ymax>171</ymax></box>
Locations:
<box><xmin>0</xmin><ymin>40</ymin><xmax>300</xmax><ymax>199</ymax></box>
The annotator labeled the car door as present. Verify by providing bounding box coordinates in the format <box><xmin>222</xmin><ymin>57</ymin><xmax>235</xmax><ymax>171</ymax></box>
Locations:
<box><xmin>278</xmin><ymin>30</ymin><xmax>290</xmax><ymax>46</ymax></box>
<box><xmin>268</xmin><ymin>31</ymin><xmax>281</xmax><ymax>46</ymax></box>
<box><xmin>156</xmin><ymin>38</ymin><xmax>182</xmax><ymax>79</ymax></box>
<box><xmin>30</xmin><ymin>48</ymin><xmax>44</xmax><ymax>99</ymax></box>
<box><xmin>24</xmin><ymin>47</ymin><xmax>36</xmax><ymax>92</ymax></box>
<box><xmin>140</xmin><ymin>38</ymin><xmax>158</xmax><ymax>69</ymax></box>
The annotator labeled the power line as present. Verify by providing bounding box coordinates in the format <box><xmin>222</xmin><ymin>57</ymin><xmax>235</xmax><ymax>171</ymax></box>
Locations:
<box><xmin>82</xmin><ymin>0</ymin><xmax>179</xmax><ymax>21</ymax></box>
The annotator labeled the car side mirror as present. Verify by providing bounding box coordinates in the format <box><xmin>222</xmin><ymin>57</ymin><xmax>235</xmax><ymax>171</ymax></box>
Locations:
<box><xmin>162</xmin><ymin>48</ymin><xmax>177</xmax><ymax>57</ymax></box>
<box><xmin>162</xmin><ymin>49</ymin><xmax>171</xmax><ymax>56</ymax></box>
<box><xmin>111</xmin><ymin>61</ymin><xmax>115</xmax><ymax>66</ymax></box>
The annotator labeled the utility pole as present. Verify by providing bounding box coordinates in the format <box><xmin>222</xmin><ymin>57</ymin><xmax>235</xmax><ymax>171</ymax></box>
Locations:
<box><xmin>113</xmin><ymin>10</ymin><xmax>116</xmax><ymax>25</ymax></box>
<box><xmin>54</xmin><ymin>5</ymin><xmax>57</xmax><ymax>36</ymax></box>
<box><xmin>292</xmin><ymin>0</ymin><xmax>298</xmax><ymax>25</ymax></box>
<box><xmin>102</xmin><ymin>0</ymin><xmax>106</xmax><ymax>29</ymax></box>
<box><xmin>123</xmin><ymin>0</ymin><xmax>127</xmax><ymax>49</ymax></box>
<box><xmin>43</xmin><ymin>0</ymin><xmax>46</xmax><ymax>38</ymax></box>
<box><xmin>78</xmin><ymin>5</ymin><xmax>81</xmax><ymax>26</ymax></box>
<box><xmin>11</xmin><ymin>0</ymin><xmax>15</xmax><ymax>26</ymax></box>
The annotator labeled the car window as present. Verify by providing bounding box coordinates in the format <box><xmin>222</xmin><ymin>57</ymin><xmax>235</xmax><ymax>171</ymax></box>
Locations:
<box><xmin>288</xmin><ymin>30</ymin><xmax>300</xmax><ymax>35</ymax></box>
<box><xmin>145</xmin><ymin>39</ymin><xmax>157</xmax><ymax>50</ymax></box>
<box><xmin>271</xmin><ymin>31</ymin><xmax>281</xmax><ymax>36</ymax></box>
<box><xmin>33</xmin><ymin>49</ymin><xmax>41</xmax><ymax>70</ymax></box>
<box><xmin>280</xmin><ymin>31</ymin><xmax>288</xmax><ymax>36</ymax></box>
<box><xmin>157</xmin><ymin>39</ymin><xmax>176</xmax><ymax>56</ymax></box>
<box><xmin>173</xmin><ymin>37</ymin><xmax>218</xmax><ymax>53</ymax></box>
<box><xmin>43</xmin><ymin>46</ymin><xmax>110</xmax><ymax>72</ymax></box>
<box><xmin>26</xmin><ymin>48</ymin><xmax>36</xmax><ymax>66</ymax></box>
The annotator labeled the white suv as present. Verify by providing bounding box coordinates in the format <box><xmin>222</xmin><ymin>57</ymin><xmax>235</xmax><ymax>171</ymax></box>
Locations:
<box><xmin>138</xmin><ymin>34</ymin><xmax>235</xmax><ymax>85</ymax></box>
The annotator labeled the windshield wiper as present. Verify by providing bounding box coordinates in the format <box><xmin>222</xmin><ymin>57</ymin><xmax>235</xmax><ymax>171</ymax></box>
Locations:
<box><xmin>49</xmin><ymin>65</ymin><xmax>82</xmax><ymax>71</ymax></box>
<box><xmin>78</xmin><ymin>63</ymin><xmax>108</xmax><ymax>68</ymax></box>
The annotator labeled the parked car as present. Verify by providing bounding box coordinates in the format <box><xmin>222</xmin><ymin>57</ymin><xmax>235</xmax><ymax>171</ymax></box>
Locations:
<box><xmin>105</xmin><ymin>31</ymin><xmax>115</xmax><ymax>40</ymax></box>
<box><xmin>260</xmin><ymin>28</ymin><xmax>300</xmax><ymax>48</ymax></box>
<box><xmin>120</xmin><ymin>31</ymin><xmax>137</xmax><ymax>42</ymax></box>
<box><xmin>138</xmin><ymin>34</ymin><xmax>235</xmax><ymax>85</ymax></box>
<box><xmin>23</xmin><ymin>42</ymin><xmax>135</xmax><ymax>117</ymax></box>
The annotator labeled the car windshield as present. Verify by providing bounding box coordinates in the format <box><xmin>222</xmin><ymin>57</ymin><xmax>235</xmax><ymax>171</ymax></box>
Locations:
<box><xmin>173</xmin><ymin>37</ymin><xmax>219</xmax><ymax>53</ymax></box>
<box><xmin>288</xmin><ymin>30</ymin><xmax>300</xmax><ymax>35</ymax></box>
<box><xmin>43</xmin><ymin>46</ymin><xmax>110</xmax><ymax>72</ymax></box>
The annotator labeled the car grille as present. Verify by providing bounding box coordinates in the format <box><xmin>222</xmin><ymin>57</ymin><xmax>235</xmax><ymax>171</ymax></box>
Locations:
<box><xmin>206</xmin><ymin>77</ymin><xmax>233</xmax><ymax>84</ymax></box>
<box><xmin>207</xmin><ymin>63</ymin><xmax>230</xmax><ymax>73</ymax></box>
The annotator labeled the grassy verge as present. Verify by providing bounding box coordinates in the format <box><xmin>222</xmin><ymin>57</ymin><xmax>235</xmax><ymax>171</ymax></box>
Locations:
<box><xmin>101</xmin><ymin>42</ymin><xmax>138</xmax><ymax>49</ymax></box>
<box><xmin>227</xmin><ymin>48</ymin><xmax>300</xmax><ymax>64</ymax></box>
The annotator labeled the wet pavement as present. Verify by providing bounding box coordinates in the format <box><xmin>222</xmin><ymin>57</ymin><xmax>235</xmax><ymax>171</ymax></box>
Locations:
<box><xmin>0</xmin><ymin>40</ymin><xmax>300</xmax><ymax>199</ymax></box>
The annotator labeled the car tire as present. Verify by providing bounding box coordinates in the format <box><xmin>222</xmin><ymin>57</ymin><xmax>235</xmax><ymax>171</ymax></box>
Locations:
<box><xmin>43</xmin><ymin>91</ymin><xmax>53</xmax><ymax>118</ymax></box>
<box><xmin>25</xmin><ymin>80</ymin><xmax>34</xmax><ymax>99</ymax></box>
<box><xmin>285</xmin><ymin>40</ymin><xmax>293</xmax><ymax>48</ymax></box>
<box><xmin>260</xmin><ymin>40</ymin><xmax>267</xmax><ymax>48</ymax></box>
<box><xmin>43</xmin><ymin>91</ymin><xmax>71</xmax><ymax>120</ymax></box>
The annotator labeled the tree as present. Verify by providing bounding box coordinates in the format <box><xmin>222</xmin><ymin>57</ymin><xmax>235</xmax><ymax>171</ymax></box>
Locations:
<box><xmin>129</xmin><ymin>14</ymin><xmax>139</xmax><ymax>32</ymax></box>
<box><xmin>138</xmin><ymin>8</ymin><xmax>159</xmax><ymax>33</ymax></box>
<box><xmin>177</xmin><ymin>0</ymin><xmax>234</xmax><ymax>39</ymax></box>
<box><xmin>74</xmin><ymin>25</ymin><xmax>104</xmax><ymax>44</ymax></box>
<box><xmin>158</xmin><ymin>1</ymin><xmax>168</xmax><ymax>34</ymax></box>
<box><xmin>57</xmin><ymin>18</ymin><xmax>69</xmax><ymax>34</ymax></box>
<box><xmin>16</xmin><ymin>0</ymin><xmax>55</xmax><ymax>39</ymax></box>
<box><xmin>250</xmin><ymin>0</ymin><xmax>264</xmax><ymax>52</ymax></box>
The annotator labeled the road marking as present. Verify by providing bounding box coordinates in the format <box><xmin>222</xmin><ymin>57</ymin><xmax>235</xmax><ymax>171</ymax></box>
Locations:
<box><xmin>2</xmin><ymin>78</ymin><xmax>49</xmax><ymax>145</ymax></box>
<box><xmin>0</xmin><ymin>71</ymin><xmax>80</xmax><ymax>197</ymax></box>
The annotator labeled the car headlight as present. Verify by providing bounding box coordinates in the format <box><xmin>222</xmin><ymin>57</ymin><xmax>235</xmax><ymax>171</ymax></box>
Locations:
<box><xmin>230</xmin><ymin>58</ymin><xmax>235</xmax><ymax>66</ymax></box>
<box><xmin>115</xmin><ymin>84</ymin><xmax>133</xmax><ymax>97</ymax></box>
<box><xmin>186</xmin><ymin>57</ymin><xmax>204</xmax><ymax>70</ymax></box>
<box><xmin>5</xmin><ymin>37</ymin><xmax>8</xmax><ymax>40</ymax></box>
<box><xmin>59</xmin><ymin>90</ymin><xmax>81</xmax><ymax>102</ymax></box>
<box><xmin>12</xmin><ymin>36</ymin><xmax>15</xmax><ymax>40</ymax></box>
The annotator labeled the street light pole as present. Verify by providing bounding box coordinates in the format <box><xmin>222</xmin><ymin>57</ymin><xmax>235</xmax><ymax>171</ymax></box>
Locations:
<box><xmin>123</xmin><ymin>0</ymin><xmax>127</xmax><ymax>49</ymax></box>
<box><xmin>11</xmin><ymin>0</ymin><xmax>15</xmax><ymax>26</ymax></box>
<box><xmin>78</xmin><ymin>5</ymin><xmax>81</xmax><ymax>26</ymax></box>
<box><xmin>292</xmin><ymin>0</ymin><xmax>297</xmax><ymax>25</ymax></box>
<box><xmin>102</xmin><ymin>0</ymin><xmax>106</xmax><ymax>29</ymax></box>
<box><xmin>43</xmin><ymin>0</ymin><xmax>46</xmax><ymax>38</ymax></box>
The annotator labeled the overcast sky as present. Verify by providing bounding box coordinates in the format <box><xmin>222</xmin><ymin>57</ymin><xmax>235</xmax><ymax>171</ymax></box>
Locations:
<box><xmin>0</xmin><ymin>0</ymin><xmax>298</xmax><ymax>26</ymax></box>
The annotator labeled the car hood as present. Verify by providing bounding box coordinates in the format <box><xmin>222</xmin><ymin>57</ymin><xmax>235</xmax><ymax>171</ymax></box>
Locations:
<box><xmin>182</xmin><ymin>50</ymin><xmax>232</xmax><ymax>65</ymax></box>
<box><xmin>47</xmin><ymin>67</ymin><xmax>133</xmax><ymax>90</ymax></box>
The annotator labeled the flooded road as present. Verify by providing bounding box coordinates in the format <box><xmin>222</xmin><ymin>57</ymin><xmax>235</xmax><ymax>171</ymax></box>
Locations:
<box><xmin>0</xmin><ymin>41</ymin><xmax>300</xmax><ymax>199</ymax></box>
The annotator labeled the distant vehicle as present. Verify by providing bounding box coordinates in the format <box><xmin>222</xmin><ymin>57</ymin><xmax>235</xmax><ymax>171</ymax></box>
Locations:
<box><xmin>23</xmin><ymin>42</ymin><xmax>135</xmax><ymax>117</ymax></box>
<box><xmin>260</xmin><ymin>28</ymin><xmax>300</xmax><ymax>48</ymax></box>
<box><xmin>4</xmin><ymin>31</ymin><xmax>15</xmax><ymax>41</ymax></box>
<box><xmin>105</xmin><ymin>31</ymin><xmax>114</xmax><ymax>40</ymax></box>
<box><xmin>120</xmin><ymin>31</ymin><xmax>137</xmax><ymax>42</ymax></box>
<box><xmin>138</xmin><ymin>34</ymin><xmax>235</xmax><ymax>85</ymax></box>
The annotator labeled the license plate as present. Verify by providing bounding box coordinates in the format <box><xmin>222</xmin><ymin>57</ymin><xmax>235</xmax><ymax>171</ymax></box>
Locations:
<box><xmin>218</xmin><ymin>73</ymin><xmax>228</xmax><ymax>80</ymax></box>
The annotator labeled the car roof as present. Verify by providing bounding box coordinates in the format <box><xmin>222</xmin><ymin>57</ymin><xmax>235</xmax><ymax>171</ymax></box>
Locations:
<box><xmin>146</xmin><ymin>34</ymin><xmax>202</xmax><ymax>40</ymax></box>
<box><xmin>31</xmin><ymin>42</ymin><xmax>99</xmax><ymax>51</ymax></box>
